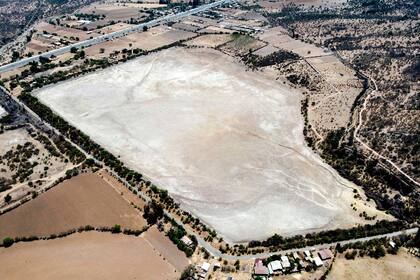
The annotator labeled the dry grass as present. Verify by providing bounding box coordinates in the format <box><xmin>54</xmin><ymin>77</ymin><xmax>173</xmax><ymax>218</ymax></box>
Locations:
<box><xmin>328</xmin><ymin>249</ymin><xmax>420</xmax><ymax>280</ymax></box>
<box><xmin>0</xmin><ymin>173</ymin><xmax>146</xmax><ymax>239</ymax></box>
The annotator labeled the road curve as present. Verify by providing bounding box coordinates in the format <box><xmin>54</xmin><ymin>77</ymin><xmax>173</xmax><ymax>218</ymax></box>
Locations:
<box><xmin>0</xmin><ymin>0</ymin><xmax>231</xmax><ymax>74</ymax></box>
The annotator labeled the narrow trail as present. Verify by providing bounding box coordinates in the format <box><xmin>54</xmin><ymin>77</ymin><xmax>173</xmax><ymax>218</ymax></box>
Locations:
<box><xmin>353</xmin><ymin>75</ymin><xmax>420</xmax><ymax>187</ymax></box>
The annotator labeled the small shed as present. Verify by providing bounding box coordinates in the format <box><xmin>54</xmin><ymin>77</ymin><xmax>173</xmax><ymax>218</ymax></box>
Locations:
<box><xmin>268</xmin><ymin>260</ymin><xmax>282</xmax><ymax>274</ymax></box>
<box><xmin>201</xmin><ymin>262</ymin><xmax>211</xmax><ymax>272</ymax></box>
<box><xmin>181</xmin><ymin>235</ymin><xmax>193</xmax><ymax>246</ymax></box>
<box><xmin>313</xmin><ymin>256</ymin><xmax>323</xmax><ymax>267</ymax></box>
<box><xmin>254</xmin><ymin>259</ymin><xmax>269</xmax><ymax>276</ymax></box>
<box><xmin>318</xmin><ymin>249</ymin><xmax>333</xmax><ymax>260</ymax></box>
<box><xmin>281</xmin><ymin>255</ymin><xmax>291</xmax><ymax>269</ymax></box>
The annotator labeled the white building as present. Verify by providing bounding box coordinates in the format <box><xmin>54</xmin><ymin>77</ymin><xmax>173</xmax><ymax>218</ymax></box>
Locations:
<box><xmin>313</xmin><ymin>256</ymin><xmax>323</xmax><ymax>267</ymax></box>
<box><xmin>281</xmin><ymin>255</ymin><xmax>291</xmax><ymax>269</ymax></box>
<box><xmin>268</xmin><ymin>260</ymin><xmax>282</xmax><ymax>274</ymax></box>
<box><xmin>181</xmin><ymin>235</ymin><xmax>193</xmax><ymax>246</ymax></box>
<box><xmin>201</xmin><ymin>262</ymin><xmax>210</xmax><ymax>272</ymax></box>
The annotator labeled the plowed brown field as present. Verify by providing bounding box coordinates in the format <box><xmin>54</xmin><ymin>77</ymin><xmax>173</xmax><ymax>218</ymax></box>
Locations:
<box><xmin>0</xmin><ymin>173</ymin><xmax>146</xmax><ymax>239</ymax></box>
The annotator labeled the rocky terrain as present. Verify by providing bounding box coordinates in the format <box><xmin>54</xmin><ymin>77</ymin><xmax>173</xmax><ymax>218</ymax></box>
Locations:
<box><xmin>263</xmin><ymin>0</ymin><xmax>419</xmax><ymax>222</ymax></box>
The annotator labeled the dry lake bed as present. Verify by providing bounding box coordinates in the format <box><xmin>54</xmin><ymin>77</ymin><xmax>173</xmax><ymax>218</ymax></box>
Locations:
<box><xmin>35</xmin><ymin>48</ymin><xmax>386</xmax><ymax>242</ymax></box>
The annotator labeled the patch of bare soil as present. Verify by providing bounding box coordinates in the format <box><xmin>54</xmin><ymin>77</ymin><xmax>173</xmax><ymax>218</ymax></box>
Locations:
<box><xmin>144</xmin><ymin>226</ymin><xmax>190</xmax><ymax>272</ymax></box>
<box><xmin>327</xmin><ymin>250</ymin><xmax>420</xmax><ymax>280</ymax></box>
<box><xmin>0</xmin><ymin>173</ymin><xmax>146</xmax><ymax>239</ymax></box>
<box><xmin>0</xmin><ymin>231</ymin><xmax>179</xmax><ymax>280</ymax></box>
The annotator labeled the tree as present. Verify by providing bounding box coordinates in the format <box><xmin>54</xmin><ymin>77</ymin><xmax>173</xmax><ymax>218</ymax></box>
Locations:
<box><xmin>179</xmin><ymin>265</ymin><xmax>195</xmax><ymax>280</ymax></box>
<box><xmin>11</xmin><ymin>51</ymin><xmax>20</xmax><ymax>62</ymax></box>
<box><xmin>143</xmin><ymin>26</ymin><xmax>148</xmax><ymax>32</ymax></box>
<box><xmin>4</xmin><ymin>194</ymin><xmax>11</xmax><ymax>203</ymax></box>
<box><xmin>70</xmin><ymin>47</ymin><xmax>78</xmax><ymax>53</ymax></box>
<box><xmin>39</xmin><ymin>56</ymin><xmax>50</xmax><ymax>64</ymax></box>
<box><xmin>2</xmin><ymin>237</ymin><xmax>14</xmax><ymax>248</ymax></box>
<box><xmin>414</xmin><ymin>229</ymin><xmax>420</xmax><ymax>248</ymax></box>
<box><xmin>112</xmin><ymin>224</ymin><xmax>121</xmax><ymax>233</ymax></box>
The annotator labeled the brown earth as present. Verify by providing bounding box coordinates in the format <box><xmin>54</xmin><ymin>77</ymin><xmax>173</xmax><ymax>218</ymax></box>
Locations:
<box><xmin>0</xmin><ymin>231</ymin><xmax>179</xmax><ymax>280</ymax></box>
<box><xmin>0</xmin><ymin>173</ymin><xmax>146</xmax><ymax>239</ymax></box>
<box><xmin>327</xmin><ymin>250</ymin><xmax>420</xmax><ymax>280</ymax></box>
<box><xmin>144</xmin><ymin>226</ymin><xmax>190</xmax><ymax>272</ymax></box>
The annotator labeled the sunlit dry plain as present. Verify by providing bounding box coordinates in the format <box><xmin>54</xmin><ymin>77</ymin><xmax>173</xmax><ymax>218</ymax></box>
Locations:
<box><xmin>35</xmin><ymin>48</ymin><xmax>384</xmax><ymax>242</ymax></box>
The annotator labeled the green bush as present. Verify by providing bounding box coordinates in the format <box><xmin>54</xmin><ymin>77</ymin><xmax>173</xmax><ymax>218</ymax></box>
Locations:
<box><xmin>112</xmin><ymin>224</ymin><xmax>121</xmax><ymax>234</ymax></box>
<box><xmin>3</xmin><ymin>237</ymin><xmax>14</xmax><ymax>248</ymax></box>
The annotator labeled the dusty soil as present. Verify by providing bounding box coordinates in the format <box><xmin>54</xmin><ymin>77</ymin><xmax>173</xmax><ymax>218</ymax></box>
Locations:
<box><xmin>0</xmin><ymin>173</ymin><xmax>146</xmax><ymax>239</ymax></box>
<box><xmin>35</xmin><ymin>47</ymin><xmax>387</xmax><ymax>242</ymax></box>
<box><xmin>144</xmin><ymin>226</ymin><xmax>190</xmax><ymax>272</ymax></box>
<box><xmin>0</xmin><ymin>231</ymin><xmax>179</xmax><ymax>280</ymax></box>
<box><xmin>98</xmin><ymin>169</ymin><xmax>147</xmax><ymax>209</ymax></box>
<box><xmin>84</xmin><ymin>25</ymin><xmax>195</xmax><ymax>58</ymax></box>
<box><xmin>36</xmin><ymin>22</ymin><xmax>90</xmax><ymax>41</ymax></box>
<box><xmin>327</xmin><ymin>250</ymin><xmax>420</xmax><ymax>280</ymax></box>
<box><xmin>185</xmin><ymin>34</ymin><xmax>232</xmax><ymax>48</ymax></box>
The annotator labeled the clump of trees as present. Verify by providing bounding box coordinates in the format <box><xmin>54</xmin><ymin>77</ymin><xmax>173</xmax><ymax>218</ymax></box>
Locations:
<box><xmin>143</xmin><ymin>201</ymin><xmax>164</xmax><ymax>225</ymax></box>
<box><xmin>248</xmin><ymin>220</ymin><xmax>406</xmax><ymax>251</ymax></box>
<box><xmin>166</xmin><ymin>221</ymin><xmax>197</xmax><ymax>257</ymax></box>
<box><xmin>179</xmin><ymin>265</ymin><xmax>195</xmax><ymax>280</ymax></box>
<box><xmin>242</xmin><ymin>49</ymin><xmax>300</xmax><ymax>68</ymax></box>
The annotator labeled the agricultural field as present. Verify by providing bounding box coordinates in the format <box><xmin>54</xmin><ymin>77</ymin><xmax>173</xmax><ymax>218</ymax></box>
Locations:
<box><xmin>144</xmin><ymin>226</ymin><xmax>190</xmax><ymax>272</ymax></box>
<box><xmin>0</xmin><ymin>231</ymin><xmax>181</xmax><ymax>280</ymax></box>
<box><xmin>34</xmin><ymin>47</ymin><xmax>388</xmax><ymax>242</ymax></box>
<box><xmin>0</xmin><ymin>172</ymin><xmax>146</xmax><ymax>240</ymax></box>
<box><xmin>184</xmin><ymin>33</ymin><xmax>232</xmax><ymax>48</ymax></box>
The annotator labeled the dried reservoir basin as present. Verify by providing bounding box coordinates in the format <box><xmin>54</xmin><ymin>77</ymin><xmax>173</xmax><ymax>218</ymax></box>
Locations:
<box><xmin>36</xmin><ymin>48</ymin><xmax>374</xmax><ymax>242</ymax></box>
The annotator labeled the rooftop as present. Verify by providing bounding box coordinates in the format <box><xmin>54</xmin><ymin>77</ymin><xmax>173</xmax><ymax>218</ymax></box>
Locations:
<box><xmin>318</xmin><ymin>249</ymin><xmax>333</xmax><ymax>260</ymax></box>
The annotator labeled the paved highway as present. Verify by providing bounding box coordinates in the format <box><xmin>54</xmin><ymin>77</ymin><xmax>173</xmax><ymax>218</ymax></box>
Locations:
<box><xmin>0</xmin><ymin>0</ymin><xmax>231</xmax><ymax>74</ymax></box>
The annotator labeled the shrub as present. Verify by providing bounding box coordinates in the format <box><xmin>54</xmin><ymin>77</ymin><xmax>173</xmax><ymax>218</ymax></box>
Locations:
<box><xmin>344</xmin><ymin>250</ymin><xmax>357</xmax><ymax>260</ymax></box>
<box><xmin>3</xmin><ymin>237</ymin><xmax>14</xmax><ymax>248</ymax></box>
<box><xmin>112</xmin><ymin>224</ymin><xmax>121</xmax><ymax>233</ymax></box>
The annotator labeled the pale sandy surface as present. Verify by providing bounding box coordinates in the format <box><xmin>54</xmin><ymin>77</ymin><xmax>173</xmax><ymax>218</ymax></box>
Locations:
<box><xmin>36</xmin><ymin>48</ymin><xmax>384</xmax><ymax>242</ymax></box>
<box><xmin>327</xmin><ymin>250</ymin><xmax>420</xmax><ymax>280</ymax></box>
<box><xmin>0</xmin><ymin>173</ymin><xmax>146</xmax><ymax>239</ymax></box>
<box><xmin>0</xmin><ymin>232</ymin><xmax>179</xmax><ymax>280</ymax></box>
<box><xmin>0</xmin><ymin>105</ymin><xmax>6</xmax><ymax>118</ymax></box>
